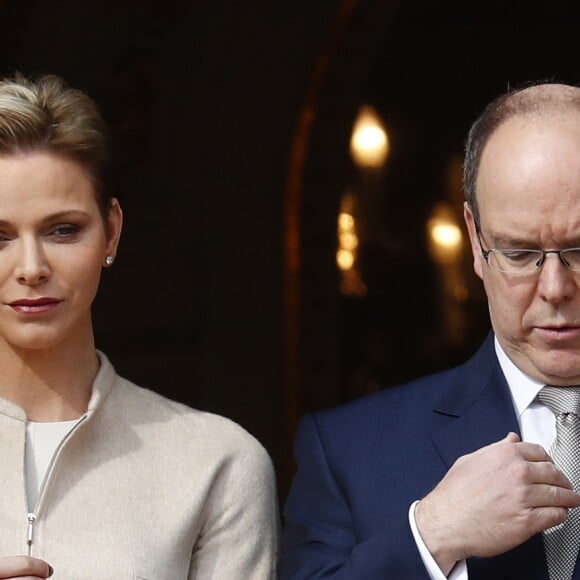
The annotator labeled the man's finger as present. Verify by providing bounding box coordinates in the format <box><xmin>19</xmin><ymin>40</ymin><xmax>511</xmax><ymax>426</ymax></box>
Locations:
<box><xmin>516</xmin><ymin>441</ymin><xmax>552</xmax><ymax>463</ymax></box>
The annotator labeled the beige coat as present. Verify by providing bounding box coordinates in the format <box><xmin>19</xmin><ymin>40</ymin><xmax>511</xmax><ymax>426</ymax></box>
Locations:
<box><xmin>0</xmin><ymin>353</ymin><xmax>278</xmax><ymax>579</ymax></box>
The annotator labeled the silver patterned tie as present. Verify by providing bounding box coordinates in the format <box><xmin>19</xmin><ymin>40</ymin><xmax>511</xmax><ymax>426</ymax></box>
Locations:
<box><xmin>538</xmin><ymin>386</ymin><xmax>580</xmax><ymax>580</ymax></box>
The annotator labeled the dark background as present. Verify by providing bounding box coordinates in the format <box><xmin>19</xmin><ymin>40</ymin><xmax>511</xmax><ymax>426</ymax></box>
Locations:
<box><xmin>0</xmin><ymin>0</ymin><xmax>578</xmax><ymax>501</ymax></box>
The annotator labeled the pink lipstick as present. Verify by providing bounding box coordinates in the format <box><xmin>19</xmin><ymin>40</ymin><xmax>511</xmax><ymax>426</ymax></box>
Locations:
<box><xmin>9</xmin><ymin>298</ymin><xmax>63</xmax><ymax>315</ymax></box>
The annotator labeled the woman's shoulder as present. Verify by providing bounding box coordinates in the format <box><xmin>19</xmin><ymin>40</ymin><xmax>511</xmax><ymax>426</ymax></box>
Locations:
<box><xmin>91</xmin><ymin>373</ymin><xmax>277</xmax><ymax>521</ymax></box>
<box><xmin>107</xmin><ymin>374</ymin><xmax>272</xmax><ymax>466</ymax></box>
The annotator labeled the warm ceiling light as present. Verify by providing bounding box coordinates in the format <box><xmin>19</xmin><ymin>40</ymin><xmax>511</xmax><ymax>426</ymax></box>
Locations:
<box><xmin>350</xmin><ymin>105</ymin><xmax>389</xmax><ymax>168</ymax></box>
<box><xmin>431</xmin><ymin>223</ymin><xmax>462</xmax><ymax>249</ymax></box>
<box><xmin>339</xmin><ymin>231</ymin><xmax>358</xmax><ymax>251</ymax></box>
<box><xmin>427</xmin><ymin>203</ymin><xmax>463</xmax><ymax>264</ymax></box>
<box><xmin>338</xmin><ymin>212</ymin><xmax>354</xmax><ymax>231</ymax></box>
<box><xmin>336</xmin><ymin>249</ymin><xmax>355</xmax><ymax>271</ymax></box>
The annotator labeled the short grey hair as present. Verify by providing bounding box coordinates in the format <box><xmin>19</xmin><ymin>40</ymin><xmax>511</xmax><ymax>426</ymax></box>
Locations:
<box><xmin>464</xmin><ymin>82</ymin><xmax>580</xmax><ymax>230</ymax></box>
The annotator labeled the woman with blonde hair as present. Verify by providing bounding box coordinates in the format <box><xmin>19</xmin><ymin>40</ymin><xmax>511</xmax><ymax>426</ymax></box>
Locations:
<box><xmin>0</xmin><ymin>73</ymin><xmax>278</xmax><ymax>579</ymax></box>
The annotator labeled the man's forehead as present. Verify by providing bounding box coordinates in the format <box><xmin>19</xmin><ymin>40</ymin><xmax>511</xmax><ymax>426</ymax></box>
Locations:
<box><xmin>478</xmin><ymin>112</ymin><xmax>580</xmax><ymax>189</ymax></box>
<box><xmin>479</xmin><ymin>204</ymin><xmax>580</xmax><ymax>245</ymax></box>
<box><xmin>489</xmin><ymin>107</ymin><xmax>580</xmax><ymax>147</ymax></box>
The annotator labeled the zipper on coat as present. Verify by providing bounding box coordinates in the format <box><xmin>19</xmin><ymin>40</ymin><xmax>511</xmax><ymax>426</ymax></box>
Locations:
<box><xmin>24</xmin><ymin>414</ymin><xmax>87</xmax><ymax>553</ymax></box>
<box><xmin>26</xmin><ymin>513</ymin><xmax>36</xmax><ymax>556</ymax></box>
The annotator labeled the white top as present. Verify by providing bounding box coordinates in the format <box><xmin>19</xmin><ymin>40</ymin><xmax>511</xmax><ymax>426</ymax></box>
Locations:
<box><xmin>409</xmin><ymin>337</ymin><xmax>557</xmax><ymax>579</ymax></box>
<box><xmin>25</xmin><ymin>419</ymin><xmax>80</xmax><ymax>511</ymax></box>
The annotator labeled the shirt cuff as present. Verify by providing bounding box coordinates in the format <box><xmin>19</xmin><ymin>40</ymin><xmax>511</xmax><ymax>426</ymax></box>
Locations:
<box><xmin>408</xmin><ymin>500</ymin><xmax>468</xmax><ymax>580</ymax></box>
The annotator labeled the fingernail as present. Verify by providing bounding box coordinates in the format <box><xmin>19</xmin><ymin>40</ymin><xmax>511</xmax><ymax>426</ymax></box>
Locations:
<box><xmin>48</xmin><ymin>564</ymin><xmax>54</xmax><ymax>577</ymax></box>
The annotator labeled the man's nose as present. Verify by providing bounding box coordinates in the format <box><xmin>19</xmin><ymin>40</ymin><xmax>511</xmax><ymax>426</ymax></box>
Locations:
<box><xmin>537</xmin><ymin>252</ymin><xmax>576</xmax><ymax>303</ymax></box>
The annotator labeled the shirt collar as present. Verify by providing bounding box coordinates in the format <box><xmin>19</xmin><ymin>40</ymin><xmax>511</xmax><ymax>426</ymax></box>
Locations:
<box><xmin>494</xmin><ymin>336</ymin><xmax>544</xmax><ymax>418</ymax></box>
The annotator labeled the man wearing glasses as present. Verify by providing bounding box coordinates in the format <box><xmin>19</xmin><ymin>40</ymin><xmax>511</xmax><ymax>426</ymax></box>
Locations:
<box><xmin>281</xmin><ymin>82</ymin><xmax>580</xmax><ymax>579</ymax></box>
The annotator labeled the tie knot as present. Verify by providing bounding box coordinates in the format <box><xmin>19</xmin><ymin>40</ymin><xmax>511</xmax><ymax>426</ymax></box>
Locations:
<box><xmin>539</xmin><ymin>385</ymin><xmax>580</xmax><ymax>416</ymax></box>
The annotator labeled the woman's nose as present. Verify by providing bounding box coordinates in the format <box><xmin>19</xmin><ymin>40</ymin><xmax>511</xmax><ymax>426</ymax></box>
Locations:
<box><xmin>14</xmin><ymin>239</ymin><xmax>50</xmax><ymax>285</ymax></box>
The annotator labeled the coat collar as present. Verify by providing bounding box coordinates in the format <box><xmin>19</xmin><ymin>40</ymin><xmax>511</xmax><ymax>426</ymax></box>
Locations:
<box><xmin>0</xmin><ymin>350</ymin><xmax>117</xmax><ymax>422</ymax></box>
<box><xmin>86</xmin><ymin>350</ymin><xmax>117</xmax><ymax>415</ymax></box>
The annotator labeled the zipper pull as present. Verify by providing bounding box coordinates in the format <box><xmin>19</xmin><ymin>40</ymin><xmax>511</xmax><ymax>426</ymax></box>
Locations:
<box><xmin>27</xmin><ymin>513</ymin><xmax>36</xmax><ymax>547</ymax></box>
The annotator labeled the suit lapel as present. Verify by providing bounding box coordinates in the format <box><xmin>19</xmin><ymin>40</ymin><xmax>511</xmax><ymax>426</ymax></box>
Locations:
<box><xmin>429</xmin><ymin>334</ymin><xmax>549</xmax><ymax>579</ymax></box>
<box><xmin>429</xmin><ymin>336</ymin><xmax>520</xmax><ymax>467</ymax></box>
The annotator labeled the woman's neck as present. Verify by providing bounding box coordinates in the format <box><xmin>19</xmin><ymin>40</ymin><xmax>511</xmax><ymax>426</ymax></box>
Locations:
<box><xmin>0</xmin><ymin>341</ymin><xmax>99</xmax><ymax>421</ymax></box>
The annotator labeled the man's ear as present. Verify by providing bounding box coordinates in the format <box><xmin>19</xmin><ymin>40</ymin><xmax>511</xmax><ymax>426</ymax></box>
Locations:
<box><xmin>463</xmin><ymin>202</ymin><xmax>484</xmax><ymax>280</ymax></box>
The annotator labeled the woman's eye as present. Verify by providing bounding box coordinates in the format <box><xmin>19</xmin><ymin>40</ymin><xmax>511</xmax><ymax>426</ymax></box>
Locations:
<box><xmin>49</xmin><ymin>224</ymin><xmax>81</xmax><ymax>238</ymax></box>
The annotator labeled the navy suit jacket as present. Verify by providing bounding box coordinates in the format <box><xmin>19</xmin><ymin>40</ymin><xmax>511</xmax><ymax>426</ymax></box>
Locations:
<box><xmin>279</xmin><ymin>335</ymin><xmax>577</xmax><ymax>579</ymax></box>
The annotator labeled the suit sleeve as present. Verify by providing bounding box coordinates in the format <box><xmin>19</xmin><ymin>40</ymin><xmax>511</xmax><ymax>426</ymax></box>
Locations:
<box><xmin>279</xmin><ymin>413</ymin><xmax>430</xmax><ymax>579</ymax></box>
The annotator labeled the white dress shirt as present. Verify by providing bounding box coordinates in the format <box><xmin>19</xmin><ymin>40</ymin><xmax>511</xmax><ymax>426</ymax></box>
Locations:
<box><xmin>409</xmin><ymin>337</ymin><xmax>556</xmax><ymax>579</ymax></box>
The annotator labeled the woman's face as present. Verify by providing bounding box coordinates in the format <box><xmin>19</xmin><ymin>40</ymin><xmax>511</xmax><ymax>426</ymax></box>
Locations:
<box><xmin>0</xmin><ymin>151</ymin><xmax>122</xmax><ymax>352</ymax></box>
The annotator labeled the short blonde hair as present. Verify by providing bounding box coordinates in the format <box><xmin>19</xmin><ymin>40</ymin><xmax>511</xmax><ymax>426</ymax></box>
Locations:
<box><xmin>0</xmin><ymin>73</ymin><xmax>111</xmax><ymax>217</ymax></box>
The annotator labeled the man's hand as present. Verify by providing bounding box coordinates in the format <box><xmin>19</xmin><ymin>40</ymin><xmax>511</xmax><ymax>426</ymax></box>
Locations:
<box><xmin>415</xmin><ymin>432</ymin><xmax>580</xmax><ymax>575</ymax></box>
<box><xmin>0</xmin><ymin>556</ymin><xmax>53</xmax><ymax>579</ymax></box>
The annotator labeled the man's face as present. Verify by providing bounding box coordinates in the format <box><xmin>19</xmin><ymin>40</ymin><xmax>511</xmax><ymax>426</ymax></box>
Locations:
<box><xmin>464</xmin><ymin>111</ymin><xmax>580</xmax><ymax>385</ymax></box>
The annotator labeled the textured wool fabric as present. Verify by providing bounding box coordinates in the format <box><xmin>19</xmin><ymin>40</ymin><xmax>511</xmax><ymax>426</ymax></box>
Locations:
<box><xmin>0</xmin><ymin>352</ymin><xmax>279</xmax><ymax>579</ymax></box>
<box><xmin>538</xmin><ymin>386</ymin><xmax>580</xmax><ymax>580</ymax></box>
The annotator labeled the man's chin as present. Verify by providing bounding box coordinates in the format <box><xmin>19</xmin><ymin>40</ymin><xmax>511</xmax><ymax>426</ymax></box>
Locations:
<box><xmin>530</xmin><ymin>356</ymin><xmax>580</xmax><ymax>386</ymax></box>
<box><xmin>504</xmin><ymin>341</ymin><xmax>580</xmax><ymax>384</ymax></box>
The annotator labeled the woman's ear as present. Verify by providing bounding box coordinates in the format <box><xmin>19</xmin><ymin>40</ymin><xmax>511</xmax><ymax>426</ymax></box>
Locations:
<box><xmin>104</xmin><ymin>198</ymin><xmax>123</xmax><ymax>264</ymax></box>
